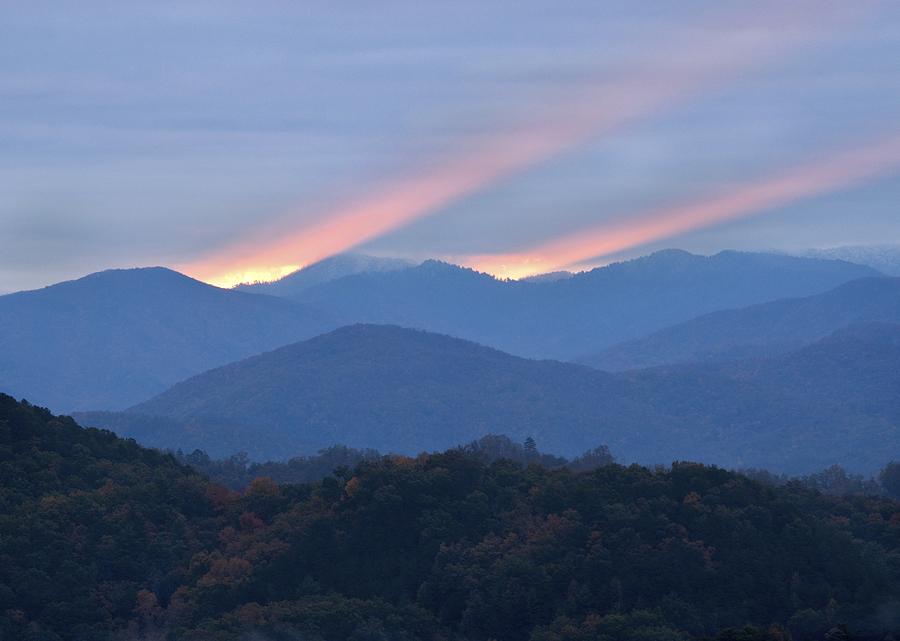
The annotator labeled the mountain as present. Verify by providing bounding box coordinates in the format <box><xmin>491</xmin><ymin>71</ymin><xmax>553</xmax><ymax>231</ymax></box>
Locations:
<box><xmin>582</xmin><ymin>276</ymin><xmax>900</xmax><ymax>370</ymax></box>
<box><xmin>619</xmin><ymin>321</ymin><xmax>900</xmax><ymax>473</ymax></box>
<box><xmin>79</xmin><ymin>322</ymin><xmax>900</xmax><ymax>473</ymax></box>
<box><xmin>794</xmin><ymin>245</ymin><xmax>900</xmax><ymax>276</ymax></box>
<box><xmin>6</xmin><ymin>395</ymin><xmax>900</xmax><ymax>641</ymax></box>
<box><xmin>79</xmin><ymin>324</ymin><xmax>652</xmax><ymax>460</ymax></box>
<box><xmin>0</xmin><ymin>267</ymin><xmax>337</xmax><ymax>412</ymax></box>
<box><xmin>237</xmin><ymin>252</ymin><xmax>415</xmax><ymax>296</ymax></box>
<box><xmin>0</xmin><ymin>250</ymin><xmax>874</xmax><ymax>412</ymax></box>
<box><xmin>290</xmin><ymin>250</ymin><xmax>880</xmax><ymax>359</ymax></box>
<box><xmin>519</xmin><ymin>270</ymin><xmax>574</xmax><ymax>282</ymax></box>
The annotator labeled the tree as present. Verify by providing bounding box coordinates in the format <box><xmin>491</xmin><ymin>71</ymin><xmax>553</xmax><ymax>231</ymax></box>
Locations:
<box><xmin>879</xmin><ymin>461</ymin><xmax>900</xmax><ymax>499</ymax></box>
<box><xmin>524</xmin><ymin>436</ymin><xmax>537</xmax><ymax>457</ymax></box>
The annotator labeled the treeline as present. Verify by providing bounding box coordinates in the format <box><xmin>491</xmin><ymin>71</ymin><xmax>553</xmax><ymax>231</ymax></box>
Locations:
<box><xmin>3</xmin><ymin>394</ymin><xmax>900</xmax><ymax>641</ymax></box>
<box><xmin>742</xmin><ymin>463</ymin><xmax>900</xmax><ymax>499</ymax></box>
<box><xmin>177</xmin><ymin>434</ymin><xmax>900</xmax><ymax>501</ymax></box>
<box><xmin>175</xmin><ymin>444</ymin><xmax>382</xmax><ymax>490</ymax></box>
<box><xmin>174</xmin><ymin>434</ymin><xmax>615</xmax><ymax>490</ymax></box>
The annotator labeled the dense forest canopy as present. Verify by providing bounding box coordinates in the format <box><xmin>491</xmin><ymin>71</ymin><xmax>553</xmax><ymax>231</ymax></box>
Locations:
<box><xmin>3</xmin><ymin>395</ymin><xmax>900</xmax><ymax>641</ymax></box>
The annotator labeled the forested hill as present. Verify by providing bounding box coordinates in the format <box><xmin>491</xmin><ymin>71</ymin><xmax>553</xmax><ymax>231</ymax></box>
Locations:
<box><xmin>80</xmin><ymin>323</ymin><xmax>900</xmax><ymax>473</ymax></box>
<box><xmin>583</xmin><ymin>276</ymin><xmax>900</xmax><ymax>371</ymax></box>
<box><xmin>85</xmin><ymin>324</ymin><xmax>649</xmax><ymax>459</ymax></box>
<box><xmin>0</xmin><ymin>394</ymin><xmax>217</xmax><ymax>640</ymax></box>
<box><xmin>3</xmin><ymin>395</ymin><xmax>900</xmax><ymax>640</ymax></box>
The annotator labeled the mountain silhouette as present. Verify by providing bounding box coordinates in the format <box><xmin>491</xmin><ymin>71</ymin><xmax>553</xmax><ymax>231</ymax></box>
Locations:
<box><xmin>0</xmin><ymin>267</ymin><xmax>336</xmax><ymax>411</ymax></box>
<box><xmin>290</xmin><ymin>250</ymin><xmax>879</xmax><ymax>359</ymax></box>
<box><xmin>237</xmin><ymin>253</ymin><xmax>415</xmax><ymax>296</ymax></box>
<box><xmin>0</xmin><ymin>250</ymin><xmax>879</xmax><ymax>412</ymax></box>
<box><xmin>582</xmin><ymin>276</ymin><xmax>900</xmax><ymax>370</ymax></box>
<box><xmin>78</xmin><ymin>322</ymin><xmax>900</xmax><ymax>473</ymax></box>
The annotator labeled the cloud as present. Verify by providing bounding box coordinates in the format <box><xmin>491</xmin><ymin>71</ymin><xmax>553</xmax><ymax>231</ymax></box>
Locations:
<box><xmin>179</xmin><ymin>1</ymin><xmax>866</xmax><ymax>287</ymax></box>
<box><xmin>462</xmin><ymin>132</ymin><xmax>900</xmax><ymax>279</ymax></box>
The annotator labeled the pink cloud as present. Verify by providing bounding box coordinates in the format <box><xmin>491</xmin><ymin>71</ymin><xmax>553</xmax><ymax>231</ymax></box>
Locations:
<box><xmin>465</xmin><ymin>133</ymin><xmax>900</xmax><ymax>279</ymax></box>
<box><xmin>179</xmin><ymin>2</ymin><xmax>875</xmax><ymax>288</ymax></box>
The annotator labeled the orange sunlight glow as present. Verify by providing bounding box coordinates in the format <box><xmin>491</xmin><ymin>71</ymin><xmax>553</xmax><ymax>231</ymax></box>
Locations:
<box><xmin>465</xmin><ymin>134</ymin><xmax>900</xmax><ymax>279</ymax></box>
<box><xmin>205</xmin><ymin>264</ymin><xmax>302</xmax><ymax>289</ymax></box>
<box><xmin>180</xmin><ymin>3</ymin><xmax>873</xmax><ymax>288</ymax></box>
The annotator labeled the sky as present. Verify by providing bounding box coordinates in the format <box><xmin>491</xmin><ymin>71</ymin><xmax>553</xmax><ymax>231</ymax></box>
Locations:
<box><xmin>2</xmin><ymin>1</ymin><xmax>900</xmax><ymax>292</ymax></box>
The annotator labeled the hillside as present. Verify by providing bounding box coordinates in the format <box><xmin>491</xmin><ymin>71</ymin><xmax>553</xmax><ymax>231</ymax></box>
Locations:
<box><xmin>582</xmin><ymin>277</ymin><xmax>900</xmax><ymax>370</ymax></box>
<box><xmin>79</xmin><ymin>323</ymin><xmax>900</xmax><ymax>473</ymax></box>
<box><xmin>291</xmin><ymin>250</ymin><xmax>879</xmax><ymax>359</ymax></box>
<box><xmin>81</xmin><ymin>324</ymin><xmax>652</xmax><ymax>460</ymax></box>
<box><xmin>0</xmin><ymin>267</ymin><xmax>336</xmax><ymax>411</ymax></box>
<box><xmin>237</xmin><ymin>252</ymin><xmax>415</xmax><ymax>297</ymax></box>
<box><xmin>620</xmin><ymin>321</ymin><xmax>900</xmax><ymax>472</ymax></box>
<box><xmin>0</xmin><ymin>394</ymin><xmax>218</xmax><ymax>640</ymax></box>
<box><xmin>5</xmin><ymin>395</ymin><xmax>900</xmax><ymax>641</ymax></box>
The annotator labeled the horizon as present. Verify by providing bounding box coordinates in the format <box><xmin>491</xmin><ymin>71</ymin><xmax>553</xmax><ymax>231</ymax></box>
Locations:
<box><xmin>3</xmin><ymin>2</ymin><xmax>900</xmax><ymax>292</ymax></box>
<box><xmin>3</xmin><ymin>243</ymin><xmax>899</xmax><ymax>295</ymax></box>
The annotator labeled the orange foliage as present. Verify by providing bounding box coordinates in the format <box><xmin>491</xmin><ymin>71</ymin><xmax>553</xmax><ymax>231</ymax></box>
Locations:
<box><xmin>247</xmin><ymin>476</ymin><xmax>280</xmax><ymax>498</ymax></box>
<box><xmin>239</xmin><ymin>511</ymin><xmax>266</xmax><ymax>531</ymax></box>
<box><xmin>343</xmin><ymin>476</ymin><xmax>361</xmax><ymax>499</ymax></box>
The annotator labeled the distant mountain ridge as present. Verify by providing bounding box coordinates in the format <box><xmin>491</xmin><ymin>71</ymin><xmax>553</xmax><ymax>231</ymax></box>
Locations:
<box><xmin>0</xmin><ymin>267</ymin><xmax>336</xmax><ymax>411</ymax></box>
<box><xmin>793</xmin><ymin>245</ymin><xmax>900</xmax><ymax>276</ymax></box>
<box><xmin>237</xmin><ymin>253</ymin><xmax>415</xmax><ymax>296</ymax></box>
<box><xmin>78</xmin><ymin>322</ymin><xmax>900</xmax><ymax>473</ymax></box>
<box><xmin>620</xmin><ymin>320</ymin><xmax>900</xmax><ymax>472</ymax></box>
<box><xmin>291</xmin><ymin>249</ymin><xmax>880</xmax><ymax>359</ymax></box>
<box><xmin>519</xmin><ymin>270</ymin><xmax>574</xmax><ymax>282</ymax></box>
<box><xmin>582</xmin><ymin>276</ymin><xmax>900</xmax><ymax>370</ymax></box>
<box><xmin>0</xmin><ymin>249</ymin><xmax>880</xmax><ymax>412</ymax></box>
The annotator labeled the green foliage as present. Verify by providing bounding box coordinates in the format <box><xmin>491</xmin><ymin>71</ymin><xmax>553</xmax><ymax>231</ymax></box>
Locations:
<box><xmin>3</xmin><ymin>396</ymin><xmax>900</xmax><ymax>641</ymax></box>
<box><xmin>0</xmin><ymin>394</ymin><xmax>220</xmax><ymax>640</ymax></box>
